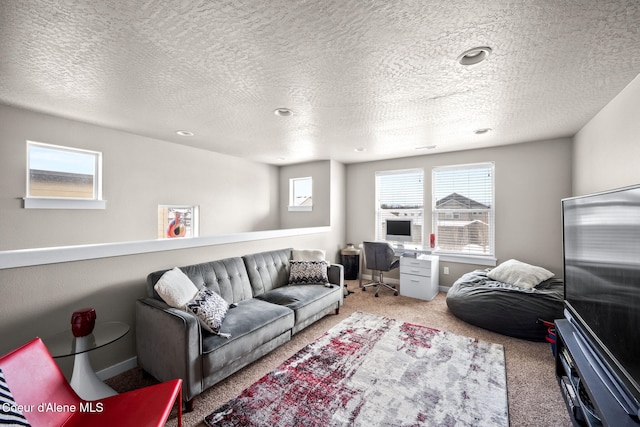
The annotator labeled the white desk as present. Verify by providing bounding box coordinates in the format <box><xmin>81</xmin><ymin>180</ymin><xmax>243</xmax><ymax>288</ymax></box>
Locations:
<box><xmin>358</xmin><ymin>243</ymin><xmax>439</xmax><ymax>300</ymax></box>
<box><xmin>399</xmin><ymin>254</ymin><xmax>439</xmax><ymax>301</ymax></box>
<box><xmin>391</xmin><ymin>244</ymin><xmax>432</xmax><ymax>257</ymax></box>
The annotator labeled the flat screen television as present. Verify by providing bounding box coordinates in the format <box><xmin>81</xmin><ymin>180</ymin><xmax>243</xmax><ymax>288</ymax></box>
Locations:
<box><xmin>563</xmin><ymin>185</ymin><xmax>640</xmax><ymax>417</ymax></box>
<box><xmin>385</xmin><ymin>219</ymin><xmax>412</xmax><ymax>243</ymax></box>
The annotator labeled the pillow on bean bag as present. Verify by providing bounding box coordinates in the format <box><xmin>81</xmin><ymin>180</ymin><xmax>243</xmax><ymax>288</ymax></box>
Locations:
<box><xmin>488</xmin><ymin>259</ymin><xmax>554</xmax><ymax>290</ymax></box>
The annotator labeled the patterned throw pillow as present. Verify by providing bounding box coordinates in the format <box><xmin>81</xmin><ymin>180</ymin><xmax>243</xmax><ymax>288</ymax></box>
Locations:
<box><xmin>0</xmin><ymin>368</ymin><xmax>31</xmax><ymax>426</ymax></box>
<box><xmin>185</xmin><ymin>288</ymin><xmax>230</xmax><ymax>336</ymax></box>
<box><xmin>289</xmin><ymin>260</ymin><xmax>329</xmax><ymax>285</ymax></box>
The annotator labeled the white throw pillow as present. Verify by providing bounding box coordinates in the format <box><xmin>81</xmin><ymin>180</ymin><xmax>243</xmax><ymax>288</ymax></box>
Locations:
<box><xmin>154</xmin><ymin>267</ymin><xmax>199</xmax><ymax>309</ymax></box>
<box><xmin>292</xmin><ymin>249</ymin><xmax>328</xmax><ymax>264</ymax></box>
<box><xmin>488</xmin><ymin>259</ymin><xmax>554</xmax><ymax>290</ymax></box>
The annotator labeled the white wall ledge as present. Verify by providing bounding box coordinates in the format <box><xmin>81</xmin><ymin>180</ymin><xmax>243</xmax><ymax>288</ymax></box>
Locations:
<box><xmin>23</xmin><ymin>197</ymin><xmax>107</xmax><ymax>210</ymax></box>
<box><xmin>0</xmin><ymin>226</ymin><xmax>331</xmax><ymax>270</ymax></box>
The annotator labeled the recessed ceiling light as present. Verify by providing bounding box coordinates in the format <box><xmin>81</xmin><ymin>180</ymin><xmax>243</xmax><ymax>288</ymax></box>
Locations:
<box><xmin>458</xmin><ymin>47</ymin><xmax>492</xmax><ymax>66</ymax></box>
<box><xmin>354</xmin><ymin>147</ymin><xmax>367</xmax><ymax>152</ymax></box>
<box><xmin>416</xmin><ymin>145</ymin><xmax>437</xmax><ymax>150</ymax></box>
<box><xmin>176</xmin><ymin>130</ymin><xmax>194</xmax><ymax>137</ymax></box>
<box><xmin>474</xmin><ymin>128</ymin><xmax>492</xmax><ymax>135</ymax></box>
<box><xmin>273</xmin><ymin>108</ymin><xmax>293</xmax><ymax>117</ymax></box>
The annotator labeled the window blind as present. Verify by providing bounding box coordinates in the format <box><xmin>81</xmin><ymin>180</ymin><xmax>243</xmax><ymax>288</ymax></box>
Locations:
<box><xmin>375</xmin><ymin>169</ymin><xmax>424</xmax><ymax>243</ymax></box>
<box><xmin>432</xmin><ymin>163</ymin><xmax>494</xmax><ymax>256</ymax></box>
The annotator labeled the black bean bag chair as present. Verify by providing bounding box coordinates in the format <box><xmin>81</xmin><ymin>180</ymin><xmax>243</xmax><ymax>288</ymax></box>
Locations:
<box><xmin>446</xmin><ymin>269</ymin><xmax>564</xmax><ymax>341</ymax></box>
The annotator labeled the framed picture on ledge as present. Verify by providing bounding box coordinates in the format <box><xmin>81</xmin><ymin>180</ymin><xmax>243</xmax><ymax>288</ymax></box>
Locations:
<box><xmin>158</xmin><ymin>205</ymin><xmax>199</xmax><ymax>239</ymax></box>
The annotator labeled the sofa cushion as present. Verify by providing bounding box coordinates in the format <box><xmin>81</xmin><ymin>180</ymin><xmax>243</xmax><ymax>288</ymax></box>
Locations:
<box><xmin>148</xmin><ymin>257</ymin><xmax>254</xmax><ymax>304</ymax></box>
<box><xmin>185</xmin><ymin>288</ymin><xmax>229</xmax><ymax>334</ymax></box>
<box><xmin>255</xmin><ymin>284</ymin><xmax>341</xmax><ymax>323</ymax></box>
<box><xmin>201</xmin><ymin>298</ymin><xmax>294</xmax><ymax>356</ymax></box>
<box><xmin>243</xmin><ymin>249</ymin><xmax>292</xmax><ymax>296</ymax></box>
<box><xmin>153</xmin><ymin>267</ymin><xmax>199</xmax><ymax>309</ymax></box>
<box><xmin>288</xmin><ymin>260</ymin><xmax>329</xmax><ymax>285</ymax></box>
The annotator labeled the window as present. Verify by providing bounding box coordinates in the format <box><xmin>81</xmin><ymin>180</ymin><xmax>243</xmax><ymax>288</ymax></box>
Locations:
<box><xmin>432</xmin><ymin>162</ymin><xmax>494</xmax><ymax>258</ymax></box>
<box><xmin>25</xmin><ymin>141</ymin><xmax>105</xmax><ymax>209</ymax></box>
<box><xmin>375</xmin><ymin>169</ymin><xmax>424</xmax><ymax>244</ymax></box>
<box><xmin>289</xmin><ymin>177</ymin><xmax>312</xmax><ymax>211</ymax></box>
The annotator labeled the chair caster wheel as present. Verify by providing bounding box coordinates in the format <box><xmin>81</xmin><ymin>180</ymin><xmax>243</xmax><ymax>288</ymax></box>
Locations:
<box><xmin>394</xmin><ymin>291</ymin><xmax>399</xmax><ymax>296</ymax></box>
<box><xmin>362</xmin><ymin>287</ymin><xmax>366</xmax><ymax>291</ymax></box>
<box><xmin>375</xmin><ymin>293</ymin><xmax>379</xmax><ymax>297</ymax></box>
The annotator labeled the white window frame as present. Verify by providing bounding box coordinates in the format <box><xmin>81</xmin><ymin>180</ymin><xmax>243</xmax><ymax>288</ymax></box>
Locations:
<box><xmin>288</xmin><ymin>176</ymin><xmax>313</xmax><ymax>212</ymax></box>
<box><xmin>375</xmin><ymin>168</ymin><xmax>424</xmax><ymax>245</ymax></box>
<box><xmin>24</xmin><ymin>141</ymin><xmax>106</xmax><ymax>210</ymax></box>
<box><xmin>432</xmin><ymin>162</ymin><xmax>496</xmax><ymax>265</ymax></box>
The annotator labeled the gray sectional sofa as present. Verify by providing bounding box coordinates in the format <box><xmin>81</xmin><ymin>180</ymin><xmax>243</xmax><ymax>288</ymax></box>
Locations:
<box><xmin>135</xmin><ymin>248</ymin><xmax>344</xmax><ymax>408</ymax></box>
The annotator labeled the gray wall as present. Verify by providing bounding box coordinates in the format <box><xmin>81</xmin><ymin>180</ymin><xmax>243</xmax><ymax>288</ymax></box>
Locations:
<box><xmin>3</xmin><ymin>68</ymin><xmax>638</xmax><ymax>377</ymax></box>
<box><xmin>345</xmin><ymin>138</ymin><xmax>573</xmax><ymax>286</ymax></box>
<box><xmin>573</xmin><ymin>74</ymin><xmax>640</xmax><ymax>195</ymax></box>
<box><xmin>329</xmin><ymin>160</ymin><xmax>347</xmax><ymax>263</ymax></box>
<box><xmin>279</xmin><ymin>161</ymin><xmax>332</xmax><ymax>229</ymax></box>
<box><xmin>0</xmin><ymin>105</ymin><xmax>347</xmax><ymax>375</ymax></box>
<box><xmin>0</xmin><ymin>105</ymin><xmax>280</xmax><ymax>251</ymax></box>
<box><xmin>0</xmin><ymin>232</ymin><xmax>345</xmax><ymax>376</ymax></box>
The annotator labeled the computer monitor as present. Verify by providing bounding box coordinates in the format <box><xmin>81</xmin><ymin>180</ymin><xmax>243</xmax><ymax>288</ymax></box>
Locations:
<box><xmin>385</xmin><ymin>219</ymin><xmax>412</xmax><ymax>243</ymax></box>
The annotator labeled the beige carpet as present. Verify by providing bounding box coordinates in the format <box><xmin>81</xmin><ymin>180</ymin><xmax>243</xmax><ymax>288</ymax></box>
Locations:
<box><xmin>107</xmin><ymin>280</ymin><xmax>572</xmax><ymax>427</ymax></box>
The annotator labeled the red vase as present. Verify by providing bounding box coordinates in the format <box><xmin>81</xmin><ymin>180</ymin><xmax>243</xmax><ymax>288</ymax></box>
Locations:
<box><xmin>71</xmin><ymin>308</ymin><xmax>96</xmax><ymax>337</ymax></box>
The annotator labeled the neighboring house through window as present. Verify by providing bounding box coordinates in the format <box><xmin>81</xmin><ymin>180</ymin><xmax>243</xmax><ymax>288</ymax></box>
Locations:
<box><xmin>432</xmin><ymin>163</ymin><xmax>494</xmax><ymax>259</ymax></box>
<box><xmin>25</xmin><ymin>141</ymin><xmax>105</xmax><ymax>209</ymax></box>
<box><xmin>375</xmin><ymin>169</ymin><xmax>424</xmax><ymax>245</ymax></box>
<box><xmin>288</xmin><ymin>176</ymin><xmax>312</xmax><ymax>211</ymax></box>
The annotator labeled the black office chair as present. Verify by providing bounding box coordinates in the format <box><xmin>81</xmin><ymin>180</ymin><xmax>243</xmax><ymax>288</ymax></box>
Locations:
<box><xmin>361</xmin><ymin>241</ymin><xmax>400</xmax><ymax>297</ymax></box>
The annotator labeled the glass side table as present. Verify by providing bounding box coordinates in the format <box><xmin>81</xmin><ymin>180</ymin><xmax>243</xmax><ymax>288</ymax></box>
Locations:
<box><xmin>42</xmin><ymin>321</ymin><xmax>129</xmax><ymax>400</ymax></box>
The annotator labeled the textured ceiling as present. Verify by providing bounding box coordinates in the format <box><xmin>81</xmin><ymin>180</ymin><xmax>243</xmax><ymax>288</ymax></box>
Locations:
<box><xmin>1</xmin><ymin>1</ymin><xmax>639</xmax><ymax>165</ymax></box>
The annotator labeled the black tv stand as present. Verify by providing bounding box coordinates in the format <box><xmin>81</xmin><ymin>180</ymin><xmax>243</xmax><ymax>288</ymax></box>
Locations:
<box><xmin>555</xmin><ymin>320</ymin><xmax>639</xmax><ymax>426</ymax></box>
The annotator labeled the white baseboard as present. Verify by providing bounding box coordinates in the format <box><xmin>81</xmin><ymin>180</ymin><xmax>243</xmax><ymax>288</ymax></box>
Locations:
<box><xmin>96</xmin><ymin>356</ymin><xmax>138</xmax><ymax>380</ymax></box>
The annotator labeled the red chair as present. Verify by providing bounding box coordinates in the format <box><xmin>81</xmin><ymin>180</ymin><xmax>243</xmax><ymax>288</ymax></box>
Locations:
<box><xmin>0</xmin><ymin>338</ymin><xmax>182</xmax><ymax>427</ymax></box>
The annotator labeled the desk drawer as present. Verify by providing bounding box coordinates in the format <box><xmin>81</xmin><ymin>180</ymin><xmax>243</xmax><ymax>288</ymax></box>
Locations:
<box><xmin>400</xmin><ymin>258</ymin><xmax>431</xmax><ymax>277</ymax></box>
<box><xmin>400</xmin><ymin>273</ymin><xmax>437</xmax><ymax>301</ymax></box>
<box><xmin>401</xmin><ymin>257</ymin><xmax>430</xmax><ymax>267</ymax></box>
<box><xmin>402</xmin><ymin>266</ymin><xmax>431</xmax><ymax>277</ymax></box>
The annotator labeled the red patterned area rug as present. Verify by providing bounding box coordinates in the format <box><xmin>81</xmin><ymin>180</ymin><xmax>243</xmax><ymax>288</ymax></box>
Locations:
<box><xmin>205</xmin><ymin>311</ymin><xmax>508</xmax><ymax>426</ymax></box>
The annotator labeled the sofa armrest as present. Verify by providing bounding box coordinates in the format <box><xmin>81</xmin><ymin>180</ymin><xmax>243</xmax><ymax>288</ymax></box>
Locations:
<box><xmin>328</xmin><ymin>263</ymin><xmax>344</xmax><ymax>306</ymax></box>
<box><xmin>135</xmin><ymin>298</ymin><xmax>202</xmax><ymax>402</ymax></box>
